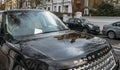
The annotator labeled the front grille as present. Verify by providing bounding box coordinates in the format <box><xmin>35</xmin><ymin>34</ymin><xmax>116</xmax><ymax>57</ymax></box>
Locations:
<box><xmin>87</xmin><ymin>51</ymin><xmax>116</xmax><ymax>70</ymax></box>
<box><xmin>67</xmin><ymin>51</ymin><xmax>116</xmax><ymax>70</ymax></box>
<box><xmin>61</xmin><ymin>46</ymin><xmax>116</xmax><ymax>70</ymax></box>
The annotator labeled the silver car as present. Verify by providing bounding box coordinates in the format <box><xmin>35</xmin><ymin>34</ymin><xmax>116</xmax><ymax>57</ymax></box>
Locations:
<box><xmin>102</xmin><ymin>21</ymin><xmax>120</xmax><ymax>39</ymax></box>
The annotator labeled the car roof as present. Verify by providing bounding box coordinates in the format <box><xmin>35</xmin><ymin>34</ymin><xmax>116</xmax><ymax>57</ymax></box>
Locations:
<box><xmin>0</xmin><ymin>9</ymin><xmax>45</xmax><ymax>13</ymax></box>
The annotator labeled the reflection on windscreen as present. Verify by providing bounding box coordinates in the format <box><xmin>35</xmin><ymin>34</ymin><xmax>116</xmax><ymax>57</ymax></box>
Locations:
<box><xmin>6</xmin><ymin>11</ymin><xmax>67</xmax><ymax>36</ymax></box>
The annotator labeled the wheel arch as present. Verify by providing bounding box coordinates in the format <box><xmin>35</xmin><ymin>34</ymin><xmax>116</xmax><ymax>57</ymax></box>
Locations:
<box><xmin>107</xmin><ymin>30</ymin><xmax>116</xmax><ymax>39</ymax></box>
<box><xmin>107</xmin><ymin>30</ymin><xmax>116</xmax><ymax>36</ymax></box>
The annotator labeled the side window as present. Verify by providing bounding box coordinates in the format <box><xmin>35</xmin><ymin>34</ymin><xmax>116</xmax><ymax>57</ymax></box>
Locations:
<box><xmin>112</xmin><ymin>22</ymin><xmax>120</xmax><ymax>27</ymax></box>
<box><xmin>117</xmin><ymin>22</ymin><xmax>120</xmax><ymax>27</ymax></box>
<box><xmin>112</xmin><ymin>23</ymin><xmax>117</xmax><ymax>26</ymax></box>
<box><xmin>75</xmin><ymin>19</ymin><xmax>79</xmax><ymax>24</ymax></box>
<box><xmin>69</xmin><ymin>18</ymin><xmax>74</xmax><ymax>23</ymax></box>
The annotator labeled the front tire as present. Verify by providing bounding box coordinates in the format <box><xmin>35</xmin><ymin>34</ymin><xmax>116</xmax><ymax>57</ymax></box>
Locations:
<box><xmin>107</xmin><ymin>31</ymin><xmax>116</xmax><ymax>39</ymax></box>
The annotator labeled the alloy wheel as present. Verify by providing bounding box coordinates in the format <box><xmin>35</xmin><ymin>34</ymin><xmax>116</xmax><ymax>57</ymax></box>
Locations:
<box><xmin>107</xmin><ymin>31</ymin><xmax>116</xmax><ymax>39</ymax></box>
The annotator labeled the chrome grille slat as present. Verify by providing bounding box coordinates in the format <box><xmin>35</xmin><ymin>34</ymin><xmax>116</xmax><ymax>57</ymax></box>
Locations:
<box><xmin>68</xmin><ymin>51</ymin><xmax>116</xmax><ymax>70</ymax></box>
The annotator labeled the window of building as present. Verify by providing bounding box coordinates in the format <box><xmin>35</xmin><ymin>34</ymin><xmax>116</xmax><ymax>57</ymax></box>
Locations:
<box><xmin>58</xmin><ymin>6</ymin><xmax>61</xmax><ymax>12</ymax></box>
<box><xmin>44</xmin><ymin>7</ymin><xmax>47</xmax><ymax>10</ymax></box>
<box><xmin>54</xmin><ymin>6</ymin><xmax>56</xmax><ymax>12</ymax></box>
<box><xmin>48</xmin><ymin>0</ymin><xmax>50</xmax><ymax>2</ymax></box>
<box><xmin>64</xmin><ymin>5</ymin><xmax>68</xmax><ymax>13</ymax></box>
<box><xmin>48</xmin><ymin>7</ymin><xmax>50</xmax><ymax>11</ymax></box>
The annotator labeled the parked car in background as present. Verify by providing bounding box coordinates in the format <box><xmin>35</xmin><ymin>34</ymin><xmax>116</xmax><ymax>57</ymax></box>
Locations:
<box><xmin>65</xmin><ymin>18</ymin><xmax>100</xmax><ymax>34</ymax></box>
<box><xmin>0</xmin><ymin>9</ymin><xmax>118</xmax><ymax>70</ymax></box>
<box><xmin>102</xmin><ymin>21</ymin><xmax>120</xmax><ymax>39</ymax></box>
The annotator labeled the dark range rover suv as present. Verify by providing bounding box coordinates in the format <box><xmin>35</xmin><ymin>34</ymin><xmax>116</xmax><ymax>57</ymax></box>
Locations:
<box><xmin>0</xmin><ymin>9</ymin><xmax>118</xmax><ymax>70</ymax></box>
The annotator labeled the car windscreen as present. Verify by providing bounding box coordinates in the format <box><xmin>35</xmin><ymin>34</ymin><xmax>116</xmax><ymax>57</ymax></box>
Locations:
<box><xmin>6</xmin><ymin>11</ymin><xmax>68</xmax><ymax>36</ymax></box>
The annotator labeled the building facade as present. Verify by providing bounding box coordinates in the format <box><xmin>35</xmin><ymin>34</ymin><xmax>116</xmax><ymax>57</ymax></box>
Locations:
<box><xmin>45</xmin><ymin>0</ymin><xmax>72</xmax><ymax>13</ymax></box>
<box><xmin>44</xmin><ymin>0</ymin><xmax>103</xmax><ymax>16</ymax></box>
<box><xmin>0</xmin><ymin>0</ymin><xmax>104</xmax><ymax>15</ymax></box>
